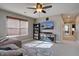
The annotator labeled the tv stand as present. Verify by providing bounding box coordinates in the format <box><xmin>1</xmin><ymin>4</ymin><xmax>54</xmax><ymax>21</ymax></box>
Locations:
<box><xmin>40</xmin><ymin>32</ymin><xmax>56</xmax><ymax>43</ymax></box>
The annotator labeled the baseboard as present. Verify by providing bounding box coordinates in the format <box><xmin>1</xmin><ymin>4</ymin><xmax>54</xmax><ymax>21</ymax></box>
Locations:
<box><xmin>56</xmin><ymin>41</ymin><xmax>61</xmax><ymax>43</ymax></box>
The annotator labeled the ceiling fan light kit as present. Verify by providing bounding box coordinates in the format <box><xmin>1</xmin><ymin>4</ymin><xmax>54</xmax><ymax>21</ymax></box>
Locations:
<box><xmin>27</xmin><ymin>3</ymin><xmax>52</xmax><ymax>14</ymax></box>
<box><xmin>36</xmin><ymin>8</ymin><xmax>42</xmax><ymax>12</ymax></box>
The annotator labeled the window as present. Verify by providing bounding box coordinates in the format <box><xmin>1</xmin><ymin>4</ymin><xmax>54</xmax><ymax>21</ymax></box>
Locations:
<box><xmin>64</xmin><ymin>24</ymin><xmax>69</xmax><ymax>35</ymax></box>
<box><xmin>7</xmin><ymin>17</ymin><xmax>28</xmax><ymax>36</ymax></box>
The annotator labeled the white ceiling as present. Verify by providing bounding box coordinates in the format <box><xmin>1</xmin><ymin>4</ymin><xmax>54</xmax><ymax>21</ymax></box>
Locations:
<box><xmin>0</xmin><ymin>3</ymin><xmax>79</xmax><ymax>18</ymax></box>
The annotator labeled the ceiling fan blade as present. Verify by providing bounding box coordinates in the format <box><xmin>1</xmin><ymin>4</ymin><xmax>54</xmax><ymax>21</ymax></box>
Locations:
<box><xmin>42</xmin><ymin>10</ymin><xmax>46</xmax><ymax>13</ymax></box>
<box><xmin>33</xmin><ymin>11</ymin><xmax>37</xmax><ymax>14</ymax></box>
<box><xmin>43</xmin><ymin>5</ymin><xmax>52</xmax><ymax>9</ymax></box>
<box><xmin>27</xmin><ymin>7</ymin><xmax>36</xmax><ymax>9</ymax></box>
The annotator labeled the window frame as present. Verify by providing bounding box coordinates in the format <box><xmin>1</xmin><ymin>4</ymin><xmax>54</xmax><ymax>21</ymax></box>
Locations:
<box><xmin>6</xmin><ymin>16</ymin><xmax>28</xmax><ymax>36</ymax></box>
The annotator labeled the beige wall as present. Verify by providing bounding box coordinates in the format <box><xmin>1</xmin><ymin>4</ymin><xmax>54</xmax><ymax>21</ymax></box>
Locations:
<box><xmin>36</xmin><ymin>15</ymin><xmax>63</xmax><ymax>42</ymax></box>
<box><xmin>0</xmin><ymin>9</ymin><xmax>34</xmax><ymax>41</ymax></box>
<box><xmin>76</xmin><ymin>15</ymin><xmax>79</xmax><ymax>40</ymax></box>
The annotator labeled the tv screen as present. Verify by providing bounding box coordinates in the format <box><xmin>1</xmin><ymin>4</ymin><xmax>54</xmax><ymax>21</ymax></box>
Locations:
<box><xmin>40</xmin><ymin>21</ymin><xmax>54</xmax><ymax>29</ymax></box>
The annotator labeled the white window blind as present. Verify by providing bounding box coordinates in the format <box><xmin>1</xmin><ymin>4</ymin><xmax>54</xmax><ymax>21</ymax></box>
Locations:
<box><xmin>7</xmin><ymin>17</ymin><xmax>28</xmax><ymax>36</ymax></box>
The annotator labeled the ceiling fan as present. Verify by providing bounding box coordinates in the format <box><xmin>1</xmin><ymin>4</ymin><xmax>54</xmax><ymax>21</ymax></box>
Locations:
<box><xmin>27</xmin><ymin>3</ymin><xmax>52</xmax><ymax>14</ymax></box>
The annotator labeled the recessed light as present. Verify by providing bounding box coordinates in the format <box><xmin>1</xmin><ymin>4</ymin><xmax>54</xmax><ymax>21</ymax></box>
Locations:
<box><xmin>68</xmin><ymin>16</ymin><xmax>70</xmax><ymax>18</ymax></box>
<box><xmin>24</xmin><ymin>12</ymin><xmax>27</xmax><ymax>13</ymax></box>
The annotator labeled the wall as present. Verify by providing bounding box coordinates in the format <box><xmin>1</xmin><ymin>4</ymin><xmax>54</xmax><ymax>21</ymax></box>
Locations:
<box><xmin>36</xmin><ymin>15</ymin><xmax>63</xmax><ymax>42</ymax></box>
<box><xmin>76</xmin><ymin>15</ymin><xmax>79</xmax><ymax>40</ymax></box>
<box><xmin>0</xmin><ymin>9</ymin><xmax>34</xmax><ymax>41</ymax></box>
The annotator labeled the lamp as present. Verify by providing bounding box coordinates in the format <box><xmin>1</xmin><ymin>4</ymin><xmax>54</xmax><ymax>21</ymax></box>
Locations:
<box><xmin>72</xmin><ymin>28</ymin><xmax>75</xmax><ymax>31</ymax></box>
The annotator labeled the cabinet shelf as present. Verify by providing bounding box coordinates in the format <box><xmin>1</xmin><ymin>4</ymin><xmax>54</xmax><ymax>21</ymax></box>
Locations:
<box><xmin>33</xmin><ymin>23</ymin><xmax>40</xmax><ymax>40</ymax></box>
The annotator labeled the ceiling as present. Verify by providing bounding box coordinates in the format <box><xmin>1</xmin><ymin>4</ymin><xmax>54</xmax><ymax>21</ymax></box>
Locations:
<box><xmin>0</xmin><ymin>3</ymin><xmax>79</xmax><ymax>18</ymax></box>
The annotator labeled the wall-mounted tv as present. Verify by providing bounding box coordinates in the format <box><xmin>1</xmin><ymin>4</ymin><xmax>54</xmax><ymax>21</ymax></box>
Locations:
<box><xmin>40</xmin><ymin>21</ymin><xmax>54</xmax><ymax>29</ymax></box>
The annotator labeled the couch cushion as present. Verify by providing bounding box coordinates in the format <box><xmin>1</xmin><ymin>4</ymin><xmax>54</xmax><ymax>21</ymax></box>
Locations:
<box><xmin>0</xmin><ymin>37</ymin><xmax>8</xmax><ymax>43</ymax></box>
<box><xmin>0</xmin><ymin>48</ymin><xmax>23</xmax><ymax>56</ymax></box>
<box><xmin>0</xmin><ymin>47</ymin><xmax>12</xmax><ymax>50</ymax></box>
<box><xmin>0</xmin><ymin>44</ymin><xmax>19</xmax><ymax>50</ymax></box>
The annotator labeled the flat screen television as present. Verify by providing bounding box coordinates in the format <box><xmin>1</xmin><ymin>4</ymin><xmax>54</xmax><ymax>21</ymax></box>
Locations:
<box><xmin>40</xmin><ymin>21</ymin><xmax>54</xmax><ymax>29</ymax></box>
